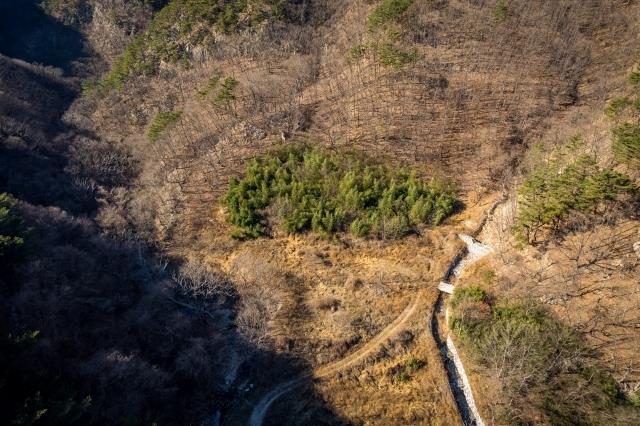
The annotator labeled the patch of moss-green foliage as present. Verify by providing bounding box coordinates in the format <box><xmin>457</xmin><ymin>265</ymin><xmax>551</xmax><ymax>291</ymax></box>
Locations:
<box><xmin>449</xmin><ymin>285</ymin><xmax>487</xmax><ymax>311</ymax></box>
<box><xmin>369</xmin><ymin>0</ymin><xmax>414</xmax><ymax>30</ymax></box>
<box><xmin>606</xmin><ymin>68</ymin><xmax>640</xmax><ymax>165</ymax></box>
<box><xmin>196</xmin><ymin>76</ymin><xmax>220</xmax><ymax>101</ymax></box>
<box><xmin>224</xmin><ymin>146</ymin><xmax>457</xmax><ymax>239</ymax></box>
<box><xmin>349</xmin><ymin>44</ymin><xmax>367</xmax><ymax>61</ymax></box>
<box><xmin>493</xmin><ymin>0</ymin><xmax>509</xmax><ymax>21</ymax></box>
<box><xmin>389</xmin><ymin>356</ymin><xmax>425</xmax><ymax>383</ymax></box>
<box><xmin>449</xmin><ymin>294</ymin><xmax>639</xmax><ymax>424</ymax></box>
<box><xmin>612</xmin><ymin>122</ymin><xmax>640</xmax><ymax>165</ymax></box>
<box><xmin>147</xmin><ymin>110</ymin><xmax>182</xmax><ymax>142</ymax></box>
<box><xmin>98</xmin><ymin>1</ymin><xmax>291</xmax><ymax>92</ymax></box>
<box><xmin>0</xmin><ymin>193</ymin><xmax>24</xmax><ymax>260</ymax></box>
<box><xmin>365</xmin><ymin>0</ymin><xmax>418</xmax><ymax>69</ymax></box>
<box><xmin>99</xmin><ymin>34</ymin><xmax>154</xmax><ymax>92</ymax></box>
<box><xmin>375</xmin><ymin>41</ymin><xmax>417</xmax><ymax>69</ymax></box>
<box><xmin>214</xmin><ymin>77</ymin><xmax>238</xmax><ymax>106</ymax></box>
<box><xmin>604</xmin><ymin>97</ymin><xmax>632</xmax><ymax>118</ymax></box>
<box><xmin>514</xmin><ymin>138</ymin><xmax>636</xmax><ymax>244</ymax></box>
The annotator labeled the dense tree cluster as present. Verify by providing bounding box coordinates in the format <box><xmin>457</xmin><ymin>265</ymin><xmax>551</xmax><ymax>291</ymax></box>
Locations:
<box><xmin>0</xmin><ymin>200</ymin><xmax>234</xmax><ymax>425</ymax></box>
<box><xmin>225</xmin><ymin>146</ymin><xmax>457</xmax><ymax>239</ymax></box>
<box><xmin>515</xmin><ymin>139</ymin><xmax>637</xmax><ymax>244</ymax></box>
<box><xmin>449</xmin><ymin>286</ymin><xmax>640</xmax><ymax>424</ymax></box>
<box><xmin>0</xmin><ymin>8</ymin><xmax>235</xmax><ymax>422</ymax></box>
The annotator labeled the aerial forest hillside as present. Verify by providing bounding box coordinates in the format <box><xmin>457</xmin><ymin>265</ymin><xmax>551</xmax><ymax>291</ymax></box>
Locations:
<box><xmin>1</xmin><ymin>0</ymin><xmax>639</xmax><ymax>425</ymax></box>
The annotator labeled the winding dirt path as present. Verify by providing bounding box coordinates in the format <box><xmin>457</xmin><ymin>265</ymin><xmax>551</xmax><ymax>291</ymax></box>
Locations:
<box><xmin>315</xmin><ymin>290</ymin><xmax>424</xmax><ymax>377</ymax></box>
<box><xmin>248</xmin><ymin>290</ymin><xmax>425</xmax><ymax>426</ymax></box>
<box><xmin>248</xmin><ymin>196</ymin><xmax>507</xmax><ymax>426</ymax></box>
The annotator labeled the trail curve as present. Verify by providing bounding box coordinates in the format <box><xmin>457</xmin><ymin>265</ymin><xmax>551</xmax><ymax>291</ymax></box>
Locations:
<box><xmin>248</xmin><ymin>290</ymin><xmax>425</xmax><ymax>426</ymax></box>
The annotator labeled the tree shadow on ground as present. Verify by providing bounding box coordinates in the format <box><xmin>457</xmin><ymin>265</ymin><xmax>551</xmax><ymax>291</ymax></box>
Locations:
<box><xmin>264</xmin><ymin>381</ymin><xmax>351</xmax><ymax>426</ymax></box>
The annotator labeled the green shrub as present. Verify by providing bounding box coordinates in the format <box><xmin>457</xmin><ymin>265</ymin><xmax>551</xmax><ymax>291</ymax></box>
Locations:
<box><xmin>216</xmin><ymin>3</ymin><xmax>240</xmax><ymax>33</ymax></box>
<box><xmin>215</xmin><ymin>77</ymin><xmax>238</xmax><ymax>105</ymax></box>
<box><xmin>366</xmin><ymin>0</ymin><xmax>419</xmax><ymax>68</ymax></box>
<box><xmin>376</xmin><ymin>41</ymin><xmax>417</xmax><ymax>68</ymax></box>
<box><xmin>450</xmin><ymin>285</ymin><xmax>487</xmax><ymax>310</ymax></box>
<box><xmin>380</xmin><ymin>214</ymin><xmax>408</xmax><ymax>239</ymax></box>
<box><xmin>389</xmin><ymin>356</ymin><xmax>425</xmax><ymax>383</ymax></box>
<box><xmin>494</xmin><ymin>0</ymin><xmax>509</xmax><ymax>21</ymax></box>
<box><xmin>405</xmin><ymin>357</ymin><xmax>425</xmax><ymax>372</ymax></box>
<box><xmin>224</xmin><ymin>146</ymin><xmax>457</xmax><ymax>239</ymax></box>
<box><xmin>98</xmin><ymin>35</ymin><xmax>153</xmax><ymax>93</ymax></box>
<box><xmin>369</xmin><ymin>0</ymin><xmax>414</xmax><ymax>30</ymax></box>
<box><xmin>482</xmin><ymin>270</ymin><xmax>496</xmax><ymax>284</ymax></box>
<box><xmin>349</xmin><ymin>217</ymin><xmax>371</xmax><ymax>237</ymax></box>
<box><xmin>612</xmin><ymin>123</ymin><xmax>640</xmax><ymax>164</ymax></box>
<box><xmin>147</xmin><ymin>110</ymin><xmax>182</xmax><ymax>142</ymax></box>
<box><xmin>349</xmin><ymin>44</ymin><xmax>367</xmax><ymax>60</ymax></box>
<box><xmin>449</xmin><ymin>296</ymin><xmax>639</xmax><ymax>424</ymax></box>
<box><xmin>0</xmin><ymin>193</ymin><xmax>25</xmax><ymax>260</ymax></box>
<box><xmin>629</xmin><ymin>71</ymin><xmax>640</xmax><ymax>86</ymax></box>
<box><xmin>579</xmin><ymin>367</ymin><xmax>626</xmax><ymax>401</ymax></box>
<box><xmin>394</xmin><ymin>371</ymin><xmax>410</xmax><ymax>383</ymax></box>
<box><xmin>515</xmin><ymin>140</ymin><xmax>636</xmax><ymax>244</ymax></box>
<box><xmin>604</xmin><ymin>97</ymin><xmax>631</xmax><ymax>118</ymax></box>
<box><xmin>196</xmin><ymin>76</ymin><xmax>220</xmax><ymax>101</ymax></box>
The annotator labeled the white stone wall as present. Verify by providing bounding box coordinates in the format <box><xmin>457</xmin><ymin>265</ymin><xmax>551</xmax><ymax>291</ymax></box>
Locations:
<box><xmin>446</xmin><ymin>336</ymin><xmax>485</xmax><ymax>426</ymax></box>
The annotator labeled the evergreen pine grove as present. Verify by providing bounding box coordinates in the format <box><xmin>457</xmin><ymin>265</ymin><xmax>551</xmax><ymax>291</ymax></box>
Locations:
<box><xmin>224</xmin><ymin>146</ymin><xmax>458</xmax><ymax>239</ymax></box>
<box><xmin>515</xmin><ymin>140</ymin><xmax>637</xmax><ymax>244</ymax></box>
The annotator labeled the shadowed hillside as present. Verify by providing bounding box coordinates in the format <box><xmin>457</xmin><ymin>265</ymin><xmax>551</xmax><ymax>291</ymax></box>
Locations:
<box><xmin>0</xmin><ymin>0</ymin><xmax>87</xmax><ymax>73</ymax></box>
<box><xmin>0</xmin><ymin>2</ymin><xmax>346</xmax><ymax>424</ymax></box>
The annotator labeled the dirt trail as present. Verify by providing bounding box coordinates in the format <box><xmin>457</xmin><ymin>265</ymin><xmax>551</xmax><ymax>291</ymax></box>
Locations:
<box><xmin>315</xmin><ymin>291</ymin><xmax>424</xmax><ymax>377</ymax></box>
<box><xmin>248</xmin><ymin>197</ymin><xmax>507</xmax><ymax>426</ymax></box>
<box><xmin>248</xmin><ymin>290</ymin><xmax>425</xmax><ymax>426</ymax></box>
